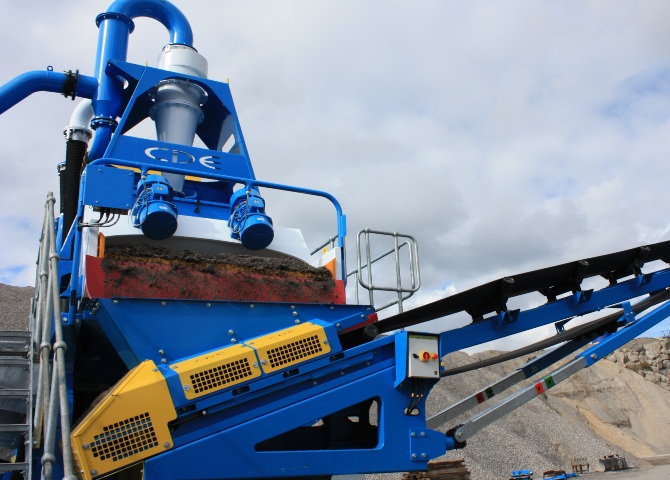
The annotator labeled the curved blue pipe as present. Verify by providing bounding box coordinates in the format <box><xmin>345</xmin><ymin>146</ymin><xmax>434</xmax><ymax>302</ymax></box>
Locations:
<box><xmin>0</xmin><ymin>70</ymin><xmax>97</xmax><ymax>115</ymax></box>
<box><xmin>104</xmin><ymin>0</ymin><xmax>193</xmax><ymax>46</ymax></box>
<box><xmin>89</xmin><ymin>0</ymin><xmax>194</xmax><ymax>160</ymax></box>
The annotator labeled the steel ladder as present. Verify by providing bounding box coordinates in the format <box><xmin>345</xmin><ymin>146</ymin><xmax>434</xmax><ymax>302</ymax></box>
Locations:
<box><xmin>0</xmin><ymin>330</ymin><xmax>32</xmax><ymax>479</ymax></box>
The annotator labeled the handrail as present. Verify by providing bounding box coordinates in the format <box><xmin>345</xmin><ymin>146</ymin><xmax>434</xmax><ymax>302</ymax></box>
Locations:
<box><xmin>353</xmin><ymin>229</ymin><xmax>421</xmax><ymax>313</ymax></box>
<box><xmin>32</xmin><ymin>193</ymin><xmax>77</xmax><ymax>480</ymax></box>
<box><xmin>311</xmin><ymin>235</ymin><xmax>338</xmax><ymax>256</ymax></box>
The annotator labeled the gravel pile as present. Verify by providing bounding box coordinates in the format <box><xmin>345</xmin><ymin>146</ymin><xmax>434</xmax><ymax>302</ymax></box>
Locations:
<box><xmin>0</xmin><ymin>283</ymin><xmax>32</xmax><ymax>331</ymax></box>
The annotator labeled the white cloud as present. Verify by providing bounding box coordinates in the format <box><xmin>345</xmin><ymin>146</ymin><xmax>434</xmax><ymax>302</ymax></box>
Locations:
<box><xmin>1</xmin><ymin>1</ymin><xmax>670</xmax><ymax>349</ymax></box>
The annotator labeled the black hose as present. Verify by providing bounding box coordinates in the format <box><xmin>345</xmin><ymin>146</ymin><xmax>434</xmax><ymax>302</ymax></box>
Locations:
<box><xmin>62</xmin><ymin>139</ymin><xmax>87</xmax><ymax>239</ymax></box>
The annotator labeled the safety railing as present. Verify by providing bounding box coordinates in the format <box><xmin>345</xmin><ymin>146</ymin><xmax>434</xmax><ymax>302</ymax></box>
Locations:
<box><xmin>350</xmin><ymin>229</ymin><xmax>421</xmax><ymax>313</ymax></box>
<box><xmin>32</xmin><ymin>192</ymin><xmax>77</xmax><ymax>480</ymax></box>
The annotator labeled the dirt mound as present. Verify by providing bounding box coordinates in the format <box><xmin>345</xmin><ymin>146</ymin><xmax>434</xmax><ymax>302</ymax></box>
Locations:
<box><xmin>95</xmin><ymin>243</ymin><xmax>340</xmax><ymax>303</ymax></box>
<box><xmin>104</xmin><ymin>243</ymin><xmax>332</xmax><ymax>278</ymax></box>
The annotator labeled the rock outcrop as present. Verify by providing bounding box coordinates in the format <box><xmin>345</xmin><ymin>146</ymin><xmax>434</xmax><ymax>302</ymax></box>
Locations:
<box><xmin>605</xmin><ymin>338</ymin><xmax>670</xmax><ymax>389</ymax></box>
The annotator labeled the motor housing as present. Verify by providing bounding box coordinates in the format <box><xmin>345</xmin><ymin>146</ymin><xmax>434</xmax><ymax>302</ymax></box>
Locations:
<box><xmin>228</xmin><ymin>187</ymin><xmax>274</xmax><ymax>250</ymax></box>
<box><xmin>131</xmin><ymin>174</ymin><xmax>178</xmax><ymax>240</ymax></box>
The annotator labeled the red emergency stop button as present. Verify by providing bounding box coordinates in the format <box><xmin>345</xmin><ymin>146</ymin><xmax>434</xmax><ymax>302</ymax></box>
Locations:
<box><xmin>431</xmin><ymin>353</ymin><xmax>438</xmax><ymax>360</ymax></box>
<box><xmin>420</xmin><ymin>351</ymin><xmax>430</xmax><ymax>362</ymax></box>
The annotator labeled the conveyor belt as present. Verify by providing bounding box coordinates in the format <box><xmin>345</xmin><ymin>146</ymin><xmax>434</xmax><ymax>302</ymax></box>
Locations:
<box><xmin>340</xmin><ymin>239</ymin><xmax>670</xmax><ymax>344</ymax></box>
<box><xmin>440</xmin><ymin>287</ymin><xmax>670</xmax><ymax>376</ymax></box>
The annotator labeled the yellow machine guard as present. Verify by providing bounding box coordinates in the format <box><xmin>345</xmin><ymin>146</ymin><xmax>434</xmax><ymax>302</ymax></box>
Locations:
<box><xmin>247</xmin><ymin>322</ymin><xmax>331</xmax><ymax>374</ymax></box>
<box><xmin>170</xmin><ymin>343</ymin><xmax>261</xmax><ymax>400</ymax></box>
<box><xmin>70</xmin><ymin>360</ymin><xmax>176</xmax><ymax>480</ymax></box>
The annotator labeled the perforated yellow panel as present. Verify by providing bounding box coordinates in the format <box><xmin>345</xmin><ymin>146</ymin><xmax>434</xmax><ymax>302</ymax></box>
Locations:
<box><xmin>247</xmin><ymin>322</ymin><xmax>331</xmax><ymax>373</ymax></box>
<box><xmin>71</xmin><ymin>360</ymin><xmax>176</xmax><ymax>480</ymax></box>
<box><xmin>170</xmin><ymin>344</ymin><xmax>261</xmax><ymax>400</ymax></box>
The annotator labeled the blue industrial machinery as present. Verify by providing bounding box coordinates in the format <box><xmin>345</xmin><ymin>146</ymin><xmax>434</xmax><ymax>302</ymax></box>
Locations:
<box><xmin>1</xmin><ymin>2</ymin><xmax>670</xmax><ymax>480</ymax></box>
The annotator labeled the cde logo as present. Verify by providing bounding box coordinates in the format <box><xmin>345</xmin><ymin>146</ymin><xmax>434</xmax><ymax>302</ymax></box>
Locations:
<box><xmin>145</xmin><ymin>147</ymin><xmax>221</xmax><ymax>170</ymax></box>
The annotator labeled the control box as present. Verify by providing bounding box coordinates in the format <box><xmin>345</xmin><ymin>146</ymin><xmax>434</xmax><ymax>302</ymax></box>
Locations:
<box><xmin>407</xmin><ymin>333</ymin><xmax>440</xmax><ymax>379</ymax></box>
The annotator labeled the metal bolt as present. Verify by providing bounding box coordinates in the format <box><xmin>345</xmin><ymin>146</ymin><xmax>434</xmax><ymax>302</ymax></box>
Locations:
<box><xmin>420</xmin><ymin>432</ymin><xmax>426</xmax><ymax>437</ymax></box>
<box><xmin>158</xmin><ymin>349</ymin><xmax>165</xmax><ymax>356</ymax></box>
<box><xmin>261</xmin><ymin>359</ymin><xmax>267</xmax><ymax>365</ymax></box>
<box><xmin>83</xmin><ymin>444</ymin><xmax>89</xmax><ymax>450</ymax></box>
<box><xmin>113</xmin><ymin>300</ymin><xmax>118</xmax><ymax>304</ymax></box>
<box><xmin>455</xmin><ymin>431</ymin><xmax>465</xmax><ymax>441</ymax></box>
<box><xmin>295</xmin><ymin>319</ymin><xmax>300</xmax><ymax>324</ymax></box>
<box><xmin>361</xmin><ymin>314</ymin><xmax>365</xmax><ymax>318</ymax></box>
<box><xmin>412</xmin><ymin>454</ymin><xmax>417</xmax><ymax>459</ymax></box>
<box><xmin>312</xmin><ymin>381</ymin><xmax>317</xmax><ymax>385</ymax></box>
<box><xmin>206</xmin><ymin>303</ymin><xmax>211</xmax><ymax>308</ymax></box>
<box><xmin>329</xmin><ymin>306</ymin><xmax>334</xmax><ymax>310</ymax></box>
<box><xmin>253</xmin><ymin>362</ymin><xmax>259</xmax><ymax>368</ymax></box>
<box><xmin>336</xmin><ymin>323</ymin><xmax>341</xmax><ymax>328</ymax></box>
<box><xmin>183</xmin><ymin>385</ymin><xmax>190</xmax><ymax>391</ymax></box>
<box><xmin>591</xmin><ymin>353</ymin><xmax>598</xmax><ymax>360</ymax></box>
<box><xmin>163</xmin><ymin>442</ymin><xmax>170</xmax><ymax>448</ymax></box>
<box><xmin>250</xmin><ymin>304</ymin><xmax>255</xmax><ymax>309</ymax></box>
<box><xmin>161</xmin><ymin>358</ymin><xmax>167</xmax><ymax>364</ymax></box>
<box><xmin>161</xmin><ymin>301</ymin><xmax>166</xmax><ymax>306</ymax></box>
<box><xmin>291</xmin><ymin>305</ymin><xmax>295</xmax><ymax>310</ymax></box>
<box><xmin>323</xmin><ymin>339</ymin><xmax>329</xmax><ymax>344</ymax></box>
<box><xmin>421</xmin><ymin>453</ymin><xmax>426</xmax><ymax>458</ymax></box>
<box><xmin>228</xmin><ymin>329</ymin><xmax>235</xmax><ymax>335</ymax></box>
<box><xmin>292</xmin><ymin>311</ymin><xmax>298</xmax><ymax>317</ymax></box>
<box><xmin>91</xmin><ymin>470</ymin><xmax>98</xmax><ymax>476</ymax></box>
<box><xmin>411</xmin><ymin>432</ymin><xmax>416</xmax><ymax>437</ymax></box>
<box><xmin>231</xmin><ymin>338</ymin><xmax>237</xmax><ymax>343</ymax></box>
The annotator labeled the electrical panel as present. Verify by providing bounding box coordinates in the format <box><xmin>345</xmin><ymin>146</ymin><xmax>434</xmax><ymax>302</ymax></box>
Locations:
<box><xmin>407</xmin><ymin>333</ymin><xmax>440</xmax><ymax>379</ymax></box>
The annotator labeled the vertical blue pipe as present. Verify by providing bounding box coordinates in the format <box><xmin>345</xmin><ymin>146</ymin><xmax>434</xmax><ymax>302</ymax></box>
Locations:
<box><xmin>88</xmin><ymin>13</ymin><xmax>133</xmax><ymax>161</ymax></box>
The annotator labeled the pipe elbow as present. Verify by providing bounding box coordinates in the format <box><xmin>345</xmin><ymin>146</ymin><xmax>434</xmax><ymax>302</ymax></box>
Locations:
<box><xmin>104</xmin><ymin>0</ymin><xmax>194</xmax><ymax>46</ymax></box>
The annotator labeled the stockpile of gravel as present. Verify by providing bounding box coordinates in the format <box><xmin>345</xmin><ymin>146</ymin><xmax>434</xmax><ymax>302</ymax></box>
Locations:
<box><xmin>0</xmin><ymin>283</ymin><xmax>32</xmax><ymax>331</ymax></box>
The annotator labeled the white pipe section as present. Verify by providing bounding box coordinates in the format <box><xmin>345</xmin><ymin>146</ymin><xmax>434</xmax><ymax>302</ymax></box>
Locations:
<box><xmin>65</xmin><ymin>99</ymin><xmax>94</xmax><ymax>143</ymax></box>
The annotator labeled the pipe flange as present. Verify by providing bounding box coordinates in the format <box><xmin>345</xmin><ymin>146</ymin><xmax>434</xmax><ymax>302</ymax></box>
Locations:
<box><xmin>95</xmin><ymin>12</ymin><xmax>135</xmax><ymax>33</ymax></box>
<box><xmin>62</xmin><ymin>70</ymin><xmax>79</xmax><ymax>100</ymax></box>
<box><xmin>90</xmin><ymin>116</ymin><xmax>118</xmax><ymax>131</ymax></box>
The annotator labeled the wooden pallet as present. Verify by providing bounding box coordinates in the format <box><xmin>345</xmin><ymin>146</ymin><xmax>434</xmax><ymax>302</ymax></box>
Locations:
<box><xmin>403</xmin><ymin>460</ymin><xmax>470</xmax><ymax>480</ymax></box>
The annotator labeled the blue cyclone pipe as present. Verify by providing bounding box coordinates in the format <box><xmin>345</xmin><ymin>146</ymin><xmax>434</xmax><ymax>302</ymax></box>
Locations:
<box><xmin>0</xmin><ymin>70</ymin><xmax>97</xmax><ymax>115</ymax></box>
<box><xmin>88</xmin><ymin>0</ymin><xmax>194</xmax><ymax>160</ymax></box>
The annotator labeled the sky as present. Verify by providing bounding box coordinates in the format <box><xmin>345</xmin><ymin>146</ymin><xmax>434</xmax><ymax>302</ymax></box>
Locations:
<box><xmin>1</xmin><ymin>1</ymin><xmax>670</xmax><ymax>349</ymax></box>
